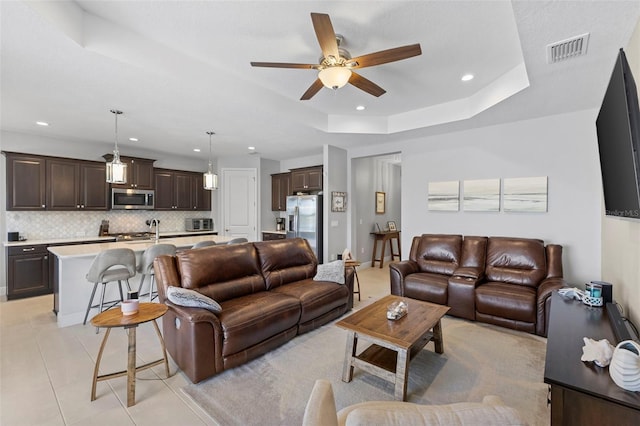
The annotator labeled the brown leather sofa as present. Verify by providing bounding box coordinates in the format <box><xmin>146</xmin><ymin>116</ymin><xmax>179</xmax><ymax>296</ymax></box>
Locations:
<box><xmin>390</xmin><ymin>234</ymin><xmax>566</xmax><ymax>336</ymax></box>
<box><xmin>153</xmin><ymin>238</ymin><xmax>354</xmax><ymax>383</ymax></box>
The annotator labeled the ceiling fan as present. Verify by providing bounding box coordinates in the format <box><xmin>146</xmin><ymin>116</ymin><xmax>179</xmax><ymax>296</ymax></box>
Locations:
<box><xmin>250</xmin><ymin>13</ymin><xmax>422</xmax><ymax>100</ymax></box>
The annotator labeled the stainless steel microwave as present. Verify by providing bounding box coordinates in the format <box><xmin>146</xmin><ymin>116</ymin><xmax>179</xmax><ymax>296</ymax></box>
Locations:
<box><xmin>111</xmin><ymin>188</ymin><xmax>155</xmax><ymax>210</ymax></box>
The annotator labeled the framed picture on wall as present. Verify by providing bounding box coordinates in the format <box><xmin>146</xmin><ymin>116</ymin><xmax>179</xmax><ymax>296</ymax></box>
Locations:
<box><xmin>331</xmin><ymin>191</ymin><xmax>347</xmax><ymax>212</ymax></box>
<box><xmin>376</xmin><ymin>191</ymin><xmax>386</xmax><ymax>214</ymax></box>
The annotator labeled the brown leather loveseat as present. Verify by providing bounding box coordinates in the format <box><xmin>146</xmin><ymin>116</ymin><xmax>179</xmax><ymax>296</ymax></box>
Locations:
<box><xmin>390</xmin><ymin>234</ymin><xmax>565</xmax><ymax>336</ymax></box>
<box><xmin>154</xmin><ymin>238</ymin><xmax>354</xmax><ymax>383</ymax></box>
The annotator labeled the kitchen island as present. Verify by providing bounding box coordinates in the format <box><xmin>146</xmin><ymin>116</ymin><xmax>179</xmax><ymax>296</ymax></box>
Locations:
<box><xmin>48</xmin><ymin>234</ymin><xmax>232</xmax><ymax>327</ymax></box>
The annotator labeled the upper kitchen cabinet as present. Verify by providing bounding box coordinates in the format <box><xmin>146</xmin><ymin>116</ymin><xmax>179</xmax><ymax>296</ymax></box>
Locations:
<box><xmin>154</xmin><ymin>169</ymin><xmax>210</xmax><ymax>210</ymax></box>
<box><xmin>290</xmin><ymin>166</ymin><xmax>323</xmax><ymax>193</ymax></box>
<box><xmin>271</xmin><ymin>172</ymin><xmax>291</xmax><ymax>211</ymax></box>
<box><xmin>46</xmin><ymin>159</ymin><xmax>109</xmax><ymax>210</ymax></box>
<box><xmin>4</xmin><ymin>152</ymin><xmax>46</xmax><ymax>210</ymax></box>
<box><xmin>103</xmin><ymin>155</ymin><xmax>155</xmax><ymax>189</ymax></box>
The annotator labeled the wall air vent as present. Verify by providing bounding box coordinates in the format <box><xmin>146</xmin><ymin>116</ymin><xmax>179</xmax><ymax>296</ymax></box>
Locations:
<box><xmin>547</xmin><ymin>33</ymin><xmax>590</xmax><ymax>64</ymax></box>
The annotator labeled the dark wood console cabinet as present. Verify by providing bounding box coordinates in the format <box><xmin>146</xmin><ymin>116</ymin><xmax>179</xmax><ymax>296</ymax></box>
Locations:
<box><xmin>544</xmin><ymin>293</ymin><xmax>640</xmax><ymax>425</ymax></box>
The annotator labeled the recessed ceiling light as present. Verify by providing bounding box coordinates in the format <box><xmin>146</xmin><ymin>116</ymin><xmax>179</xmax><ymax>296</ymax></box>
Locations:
<box><xmin>129</xmin><ymin>137</ymin><xmax>138</xmax><ymax>142</ymax></box>
<box><xmin>193</xmin><ymin>148</ymin><xmax>201</xmax><ymax>152</ymax></box>
<box><xmin>36</xmin><ymin>121</ymin><xmax>49</xmax><ymax>126</ymax></box>
<box><xmin>248</xmin><ymin>146</ymin><xmax>256</xmax><ymax>150</ymax></box>
<box><xmin>461</xmin><ymin>74</ymin><xmax>474</xmax><ymax>82</ymax></box>
<box><xmin>356</xmin><ymin>105</ymin><xmax>365</xmax><ymax>111</ymax></box>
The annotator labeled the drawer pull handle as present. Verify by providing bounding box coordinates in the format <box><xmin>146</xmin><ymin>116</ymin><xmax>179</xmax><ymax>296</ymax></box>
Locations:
<box><xmin>22</xmin><ymin>247</ymin><xmax>36</xmax><ymax>252</ymax></box>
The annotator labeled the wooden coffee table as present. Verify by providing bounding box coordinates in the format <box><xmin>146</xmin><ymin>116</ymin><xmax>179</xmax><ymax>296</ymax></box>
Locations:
<box><xmin>336</xmin><ymin>294</ymin><xmax>450</xmax><ymax>401</ymax></box>
<box><xmin>90</xmin><ymin>302</ymin><xmax>170</xmax><ymax>407</ymax></box>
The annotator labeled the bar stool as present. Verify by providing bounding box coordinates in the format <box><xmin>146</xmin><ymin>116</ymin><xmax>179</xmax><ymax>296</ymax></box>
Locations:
<box><xmin>137</xmin><ymin>244</ymin><xmax>176</xmax><ymax>301</ymax></box>
<box><xmin>227</xmin><ymin>237</ymin><xmax>248</xmax><ymax>244</ymax></box>
<box><xmin>83</xmin><ymin>248</ymin><xmax>136</xmax><ymax>326</ymax></box>
<box><xmin>192</xmin><ymin>240</ymin><xmax>216</xmax><ymax>249</ymax></box>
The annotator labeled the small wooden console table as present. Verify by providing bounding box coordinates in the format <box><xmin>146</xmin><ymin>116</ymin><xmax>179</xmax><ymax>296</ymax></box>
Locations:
<box><xmin>544</xmin><ymin>293</ymin><xmax>640</xmax><ymax>424</ymax></box>
<box><xmin>370</xmin><ymin>231</ymin><xmax>401</xmax><ymax>268</ymax></box>
<box><xmin>90</xmin><ymin>303</ymin><xmax>170</xmax><ymax>407</ymax></box>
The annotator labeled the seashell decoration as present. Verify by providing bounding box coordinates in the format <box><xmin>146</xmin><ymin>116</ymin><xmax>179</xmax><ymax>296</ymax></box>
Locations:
<box><xmin>609</xmin><ymin>340</ymin><xmax>640</xmax><ymax>392</ymax></box>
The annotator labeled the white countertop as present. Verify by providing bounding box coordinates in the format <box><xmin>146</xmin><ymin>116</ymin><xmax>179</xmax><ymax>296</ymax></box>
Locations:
<box><xmin>47</xmin><ymin>234</ymin><xmax>231</xmax><ymax>259</ymax></box>
<box><xmin>262</xmin><ymin>230</ymin><xmax>287</xmax><ymax>234</ymax></box>
<box><xmin>2</xmin><ymin>231</ymin><xmax>217</xmax><ymax>248</ymax></box>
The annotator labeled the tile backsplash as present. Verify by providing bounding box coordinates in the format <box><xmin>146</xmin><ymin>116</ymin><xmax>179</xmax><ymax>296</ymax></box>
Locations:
<box><xmin>5</xmin><ymin>211</ymin><xmax>213</xmax><ymax>240</ymax></box>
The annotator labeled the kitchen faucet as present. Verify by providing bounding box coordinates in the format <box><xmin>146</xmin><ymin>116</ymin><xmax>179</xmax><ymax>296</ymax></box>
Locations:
<box><xmin>149</xmin><ymin>218</ymin><xmax>160</xmax><ymax>242</ymax></box>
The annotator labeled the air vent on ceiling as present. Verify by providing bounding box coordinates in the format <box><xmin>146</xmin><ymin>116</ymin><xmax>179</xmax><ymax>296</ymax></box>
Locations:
<box><xmin>547</xmin><ymin>33</ymin><xmax>590</xmax><ymax>64</ymax></box>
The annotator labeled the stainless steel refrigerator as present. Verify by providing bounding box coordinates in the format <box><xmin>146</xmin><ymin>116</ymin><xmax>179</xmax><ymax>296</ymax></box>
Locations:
<box><xmin>286</xmin><ymin>194</ymin><xmax>323</xmax><ymax>263</ymax></box>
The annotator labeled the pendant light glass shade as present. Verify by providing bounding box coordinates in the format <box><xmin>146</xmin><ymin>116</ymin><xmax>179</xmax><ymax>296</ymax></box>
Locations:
<box><xmin>204</xmin><ymin>131</ymin><xmax>218</xmax><ymax>190</ymax></box>
<box><xmin>106</xmin><ymin>109</ymin><xmax>128</xmax><ymax>184</ymax></box>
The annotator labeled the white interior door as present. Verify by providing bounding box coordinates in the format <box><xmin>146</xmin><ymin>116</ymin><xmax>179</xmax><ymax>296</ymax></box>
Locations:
<box><xmin>222</xmin><ymin>168</ymin><xmax>257</xmax><ymax>241</ymax></box>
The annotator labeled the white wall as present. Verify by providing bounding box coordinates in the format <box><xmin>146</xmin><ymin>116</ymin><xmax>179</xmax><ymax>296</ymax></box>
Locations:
<box><xmin>324</xmin><ymin>145</ymin><xmax>348</xmax><ymax>262</ymax></box>
<box><xmin>601</xmin><ymin>18</ymin><xmax>640</xmax><ymax>328</ymax></box>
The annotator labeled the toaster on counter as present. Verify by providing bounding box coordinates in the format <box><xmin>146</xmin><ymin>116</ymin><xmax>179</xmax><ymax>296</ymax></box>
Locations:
<box><xmin>186</xmin><ymin>218</ymin><xmax>214</xmax><ymax>231</ymax></box>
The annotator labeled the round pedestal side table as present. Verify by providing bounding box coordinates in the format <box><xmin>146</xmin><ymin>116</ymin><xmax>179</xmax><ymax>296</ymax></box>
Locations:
<box><xmin>90</xmin><ymin>302</ymin><xmax>170</xmax><ymax>407</ymax></box>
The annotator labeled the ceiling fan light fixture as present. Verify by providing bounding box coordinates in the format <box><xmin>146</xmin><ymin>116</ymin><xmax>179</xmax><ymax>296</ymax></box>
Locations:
<box><xmin>319</xmin><ymin>67</ymin><xmax>352</xmax><ymax>90</ymax></box>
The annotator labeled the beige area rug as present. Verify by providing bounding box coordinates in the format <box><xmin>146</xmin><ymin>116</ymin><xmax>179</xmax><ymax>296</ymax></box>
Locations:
<box><xmin>182</xmin><ymin>316</ymin><xmax>549</xmax><ymax>426</ymax></box>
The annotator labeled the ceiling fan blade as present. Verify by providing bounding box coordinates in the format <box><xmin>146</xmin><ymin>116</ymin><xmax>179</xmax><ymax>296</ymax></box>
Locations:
<box><xmin>349</xmin><ymin>43</ymin><xmax>422</xmax><ymax>68</ymax></box>
<box><xmin>250</xmin><ymin>62</ymin><xmax>319</xmax><ymax>69</ymax></box>
<box><xmin>300</xmin><ymin>79</ymin><xmax>324</xmax><ymax>100</ymax></box>
<box><xmin>311</xmin><ymin>13</ymin><xmax>339</xmax><ymax>59</ymax></box>
<box><xmin>348</xmin><ymin>72</ymin><xmax>386</xmax><ymax>97</ymax></box>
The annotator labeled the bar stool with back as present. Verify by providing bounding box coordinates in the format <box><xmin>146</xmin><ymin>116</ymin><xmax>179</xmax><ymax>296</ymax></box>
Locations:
<box><xmin>137</xmin><ymin>244</ymin><xmax>177</xmax><ymax>301</ymax></box>
<box><xmin>83</xmin><ymin>248</ymin><xmax>137</xmax><ymax>326</ymax></box>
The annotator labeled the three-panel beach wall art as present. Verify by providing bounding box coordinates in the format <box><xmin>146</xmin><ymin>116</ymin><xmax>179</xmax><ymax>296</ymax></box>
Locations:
<box><xmin>427</xmin><ymin>177</ymin><xmax>548</xmax><ymax>213</ymax></box>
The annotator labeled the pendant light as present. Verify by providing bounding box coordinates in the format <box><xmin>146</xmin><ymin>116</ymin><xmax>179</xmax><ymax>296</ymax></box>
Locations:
<box><xmin>203</xmin><ymin>131</ymin><xmax>218</xmax><ymax>190</ymax></box>
<box><xmin>105</xmin><ymin>109</ymin><xmax>128</xmax><ymax>184</ymax></box>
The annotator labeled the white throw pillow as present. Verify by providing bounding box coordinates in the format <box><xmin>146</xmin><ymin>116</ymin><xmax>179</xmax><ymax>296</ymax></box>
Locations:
<box><xmin>313</xmin><ymin>260</ymin><xmax>345</xmax><ymax>284</ymax></box>
<box><xmin>167</xmin><ymin>286</ymin><xmax>222</xmax><ymax>313</ymax></box>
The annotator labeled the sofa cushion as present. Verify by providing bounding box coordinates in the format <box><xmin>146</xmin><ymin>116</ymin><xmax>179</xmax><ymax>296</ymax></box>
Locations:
<box><xmin>404</xmin><ymin>272</ymin><xmax>449</xmax><ymax>305</ymax></box>
<box><xmin>475</xmin><ymin>282</ymin><xmax>537</xmax><ymax>323</ymax></box>
<box><xmin>166</xmin><ymin>286</ymin><xmax>222</xmax><ymax>313</ymax></box>
<box><xmin>485</xmin><ymin>237</ymin><xmax>546</xmax><ymax>288</ymax></box>
<box><xmin>272</xmin><ymin>279</ymin><xmax>350</xmax><ymax>323</ymax></box>
<box><xmin>176</xmin><ymin>244</ymin><xmax>266</xmax><ymax>302</ymax></box>
<box><xmin>254</xmin><ymin>238</ymin><xmax>318</xmax><ymax>289</ymax></box>
<box><xmin>412</xmin><ymin>234</ymin><xmax>462</xmax><ymax>275</ymax></box>
<box><xmin>218</xmin><ymin>291</ymin><xmax>301</xmax><ymax>356</ymax></box>
<box><xmin>313</xmin><ymin>260</ymin><xmax>345</xmax><ymax>284</ymax></box>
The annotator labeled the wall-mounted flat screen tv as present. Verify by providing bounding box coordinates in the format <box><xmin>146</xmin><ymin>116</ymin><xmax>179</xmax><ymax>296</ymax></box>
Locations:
<box><xmin>596</xmin><ymin>48</ymin><xmax>640</xmax><ymax>219</ymax></box>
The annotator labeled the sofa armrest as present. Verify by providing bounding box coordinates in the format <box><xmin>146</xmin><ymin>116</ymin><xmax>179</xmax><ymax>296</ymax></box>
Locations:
<box><xmin>389</xmin><ymin>260</ymin><xmax>419</xmax><ymax>296</ymax></box>
<box><xmin>302</xmin><ymin>379</ymin><xmax>339</xmax><ymax>426</ymax></box>
<box><xmin>162</xmin><ymin>300</ymin><xmax>225</xmax><ymax>383</ymax></box>
<box><xmin>536</xmin><ymin>277</ymin><xmax>567</xmax><ymax>336</ymax></box>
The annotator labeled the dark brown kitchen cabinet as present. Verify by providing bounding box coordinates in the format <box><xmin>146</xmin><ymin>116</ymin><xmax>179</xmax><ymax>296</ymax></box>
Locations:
<box><xmin>7</xmin><ymin>245</ymin><xmax>51</xmax><ymax>300</ymax></box>
<box><xmin>154</xmin><ymin>169</ymin><xmax>210</xmax><ymax>210</ymax></box>
<box><xmin>271</xmin><ymin>172</ymin><xmax>290</xmax><ymax>211</ymax></box>
<box><xmin>290</xmin><ymin>166</ymin><xmax>322</xmax><ymax>193</ymax></box>
<box><xmin>104</xmin><ymin>155</ymin><xmax>155</xmax><ymax>189</ymax></box>
<box><xmin>262</xmin><ymin>232</ymin><xmax>286</xmax><ymax>241</ymax></box>
<box><xmin>46</xmin><ymin>159</ymin><xmax>108</xmax><ymax>210</ymax></box>
<box><xmin>4</xmin><ymin>153</ymin><xmax>46</xmax><ymax>210</ymax></box>
<box><xmin>192</xmin><ymin>173</ymin><xmax>212</xmax><ymax>211</ymax></box>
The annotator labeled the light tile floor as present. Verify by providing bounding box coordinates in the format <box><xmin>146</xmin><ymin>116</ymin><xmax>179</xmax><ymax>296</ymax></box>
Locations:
<box><xmin>0</xmin><ymin>264</ymin><xmax>391</xmax><ymax>425</ymax></box>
